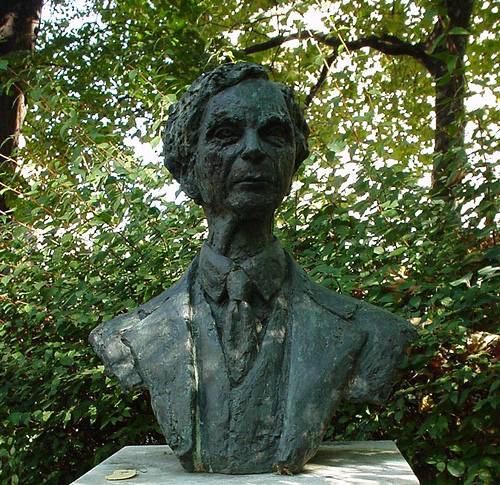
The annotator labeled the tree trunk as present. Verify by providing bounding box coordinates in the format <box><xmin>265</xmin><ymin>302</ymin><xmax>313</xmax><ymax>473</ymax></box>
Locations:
<box><xmin>0</xmin><ymin>0</ymin><xmax>43</xmax><ymax>214</ymax></box>
<box><xmin>431</xmin><ymin>0</ymin><xmax>474</xmax><ymax>199</ymax></box>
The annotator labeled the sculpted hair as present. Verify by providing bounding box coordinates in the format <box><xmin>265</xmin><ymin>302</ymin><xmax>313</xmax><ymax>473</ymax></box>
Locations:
<box><xmin>162</xmin><ymin>62</ymin><xmax>309</xmax><ymax>203</ymax></box>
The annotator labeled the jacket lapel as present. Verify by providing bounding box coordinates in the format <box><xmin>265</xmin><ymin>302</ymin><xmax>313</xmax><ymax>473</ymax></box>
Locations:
<box><xmin>276</xmin><ymin>258</ymin><xmax>367</xmax><ymax>472</ymax></box>
<box><xmin>120</xmin><ymin>267</ymin><xmax>197</xmax><ymax>469</ymax></box>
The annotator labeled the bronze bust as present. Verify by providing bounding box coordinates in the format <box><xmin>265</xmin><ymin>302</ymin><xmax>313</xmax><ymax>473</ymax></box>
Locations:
<box><xmin>89</xmin><ymin>62</ymin><xmax>416</xmax><ymax>474</ymax></box>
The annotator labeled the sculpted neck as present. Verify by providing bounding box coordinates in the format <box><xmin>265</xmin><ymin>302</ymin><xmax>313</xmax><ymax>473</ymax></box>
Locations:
<box><xmin>204</xmin><ymin>207</ymin><xmax>275</xmax><ymax>261</ymax></box>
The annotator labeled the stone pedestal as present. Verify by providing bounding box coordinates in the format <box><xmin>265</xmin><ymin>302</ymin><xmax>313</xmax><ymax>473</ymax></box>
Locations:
<box><xmin>71</xmin><ymin>441</ymin><xmax>419</xmax><ymax>484</ymax></box>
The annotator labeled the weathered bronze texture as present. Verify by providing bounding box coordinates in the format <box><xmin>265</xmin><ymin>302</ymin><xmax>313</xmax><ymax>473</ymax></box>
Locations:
<box><xmin>89</xmin><ymin>63</ymin><xmax>416</xmax><ymax>475</ymax></box>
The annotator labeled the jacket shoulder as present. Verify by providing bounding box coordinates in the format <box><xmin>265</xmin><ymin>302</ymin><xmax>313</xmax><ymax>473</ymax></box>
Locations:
<box><xmin>346</xmin><ymin>296</ymin><xmax>417</xmax><ymax>403</ymax></box>
<box><xmin>88</xmin><ymin>273</ymin><xmax>188</xmax><ymax>389</ymax></box>
<box><xmin>291</xmin><ymin>258</ymin><xmax>358</xmax><ymax>321</ymax></box>
<box><xmin>297</xmin><ymin>265</ymin><xmax>417</xmax><ymax>403</ymax></box>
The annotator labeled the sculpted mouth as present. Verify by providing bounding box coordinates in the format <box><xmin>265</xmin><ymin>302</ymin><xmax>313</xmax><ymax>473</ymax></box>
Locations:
<box><xmin>233</xmin><ymin>178</ymin><xmax>274</xmax><ymax>191</ymax></box>
<box><xmin>233</xmin><ymin>177</ymin><xmax>273</xmax><ymax>186</ymax></box>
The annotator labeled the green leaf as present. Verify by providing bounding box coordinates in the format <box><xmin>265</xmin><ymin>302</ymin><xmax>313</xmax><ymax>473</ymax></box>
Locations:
<box><xmin>41</xmin><ymin>411</ymin><xmax>53</xmax><ymax>422</ymax></box>
<box><xmin>441</xmin><ymin>297</ymin><xmax>453</xmax><ymax>307</ymax></box>
<box><xmin>448</xmin><ymin>27</ymin><xmax>471</xmax><ymax>35</ymax></box>
<box><xmin>450</xmin><ymin>273</ymin><xmax>472</xmax><ymax>287</ymax></box>
<box><xmin>478</xmin><ymin>266</ymin><xmax>499</xmax><ymax>276</ymax></box>
<box><xmin>327</xmin><ymin>139</ymin><xmax>346</xmax><ymax>153</ymax></box>
<box><xmin>447</xmin><ymin>459</ymin><xmax>466</xmax><ymax>477</ymax></box>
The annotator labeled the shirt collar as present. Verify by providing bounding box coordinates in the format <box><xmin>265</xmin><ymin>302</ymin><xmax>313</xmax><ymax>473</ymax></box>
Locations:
<box><xmin>198</xmin><ymin>240</ymin><xmax>287</xmax><ymax>303</ymax></box>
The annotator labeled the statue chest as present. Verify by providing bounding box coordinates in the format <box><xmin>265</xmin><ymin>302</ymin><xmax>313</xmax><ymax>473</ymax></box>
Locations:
<box><xmin>191</xmin><ymin>278</ymin><xmax>290</xmax><ymax>473</ymax></box>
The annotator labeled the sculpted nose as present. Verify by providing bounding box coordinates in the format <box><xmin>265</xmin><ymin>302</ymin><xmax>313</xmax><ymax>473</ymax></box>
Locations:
<box><xmin>241</xmin><ymin>129</ymin><xmax>264</xmax><ymax>163</ymax></box>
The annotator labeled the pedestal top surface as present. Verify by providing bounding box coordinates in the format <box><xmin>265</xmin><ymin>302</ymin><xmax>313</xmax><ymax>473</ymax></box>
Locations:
<box><xmin>71</xmin><ymin>441</ymin><xmax>419</xmax><ymax>484</ymax></box>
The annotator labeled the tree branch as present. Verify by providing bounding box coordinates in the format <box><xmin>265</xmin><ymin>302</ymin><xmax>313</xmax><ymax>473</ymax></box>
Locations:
<box><xmin>242</xmin><ymin>32</ymin><xmax>304</xmax><ymax>54</ymax></box>
<box><xmin>305</xmin><ymin>52</ymin><xmax>338</xmax><ymax>107</ymax></box>
<box><xmin>241</xmin><ymin>31</ymin><xmax>440</xmax><ymax>74</ymax></box>
<box><xmin>345</xmin><ymin>35</ymin><xmax>437</xmax><ymax>72</ymax></box>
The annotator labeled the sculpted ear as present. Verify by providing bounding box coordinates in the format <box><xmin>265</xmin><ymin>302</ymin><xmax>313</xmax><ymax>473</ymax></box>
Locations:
<box><xmin>179</xmin><ymin>167</ymin><xmax>202</xmax><ymax>204</ymax></box>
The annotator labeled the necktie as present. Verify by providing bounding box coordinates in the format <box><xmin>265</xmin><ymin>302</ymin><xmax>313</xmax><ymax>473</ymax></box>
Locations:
<box><xmin>223</xmin><ymin>268</ymin><xmax>257</xmax><ymax>386</ymax></box>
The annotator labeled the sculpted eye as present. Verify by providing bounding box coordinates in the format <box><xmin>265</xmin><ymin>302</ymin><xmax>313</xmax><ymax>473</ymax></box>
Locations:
<box><xmin>263</xmin><ymin>124</ymin><xmax>289</xmax><ymax>146</ymax></box>
<box><xmin>210</xmin><ymin>125</ymin><xmax>240</xmax><ymax>142</ymax></box>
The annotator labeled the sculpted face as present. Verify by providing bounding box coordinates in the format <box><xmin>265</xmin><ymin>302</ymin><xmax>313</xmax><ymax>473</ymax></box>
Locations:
<box><xmin>194</xmin><ymin>78</ymin><xmax>296</xmax><ymax>218</ymax></box>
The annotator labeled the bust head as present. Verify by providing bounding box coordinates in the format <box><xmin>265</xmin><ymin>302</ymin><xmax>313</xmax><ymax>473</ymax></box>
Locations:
<box><xmin>162</xmin><ymin>63</ymin><xmax>309</xmax><ymax>217</ymax></box>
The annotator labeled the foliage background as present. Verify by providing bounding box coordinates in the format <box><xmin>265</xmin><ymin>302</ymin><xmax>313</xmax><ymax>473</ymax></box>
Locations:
<box><xmin>0</xmin><ymin>1</ymin><xmax>498</xmax><ymax>484</ymax></box>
